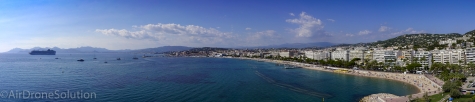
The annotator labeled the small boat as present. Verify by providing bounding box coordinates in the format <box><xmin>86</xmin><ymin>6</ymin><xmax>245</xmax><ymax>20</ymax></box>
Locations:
<box><xmin>133</xmin><ymin>54</ymin><xmax>138</xmax><ymax>59</ymax></box>
<box><xmin>117</xmin><ymin>58</ymin><xmax>121</xmax><ymax>60</ymax></box>
<box><xmin>104</xmin><ymin>61</ymin><xmax>108</xmax><ymax>63</ymax></box>
<box><xmin>142</xmin><ymin>54</ymin><xmax>152</xmax><ymax>58</ymax></box>
<box><xmin>55</xmin><ymin>58</ymin><xmax>59</xmax><ymax>59</ymax></box>
<box><xmin>77</xmin><ymin>59</ymin><xmax>85</xmax><ymax>61</ymax></box>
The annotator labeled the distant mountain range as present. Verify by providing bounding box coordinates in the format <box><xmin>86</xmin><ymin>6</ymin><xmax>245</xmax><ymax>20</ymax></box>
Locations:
<box><xmin>240</xmin><ymin>42</ymin><xmax>337</xmax><ymax>49</ymax></box>
<box><xmin>4</xmin><ymin>42</ymin><xmax>337</xmax><ymax>53</ymax></box>
<box><xmin>4</xmin><ymin>46</ymin><xmax>194</xmax><ymax>53</ymax></box>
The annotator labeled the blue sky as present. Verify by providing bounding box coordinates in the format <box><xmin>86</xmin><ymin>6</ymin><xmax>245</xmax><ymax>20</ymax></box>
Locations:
<box><xmin>1</xmin><ymin>0</ymin><xmax>475</xmax><ymax>52</ymax></box>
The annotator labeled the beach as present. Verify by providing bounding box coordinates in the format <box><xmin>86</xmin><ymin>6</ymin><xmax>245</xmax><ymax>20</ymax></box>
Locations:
<box><xmin>242</xmin><ymin>58</ymin><xmax>445</xmax><ymax>101</ymax></box>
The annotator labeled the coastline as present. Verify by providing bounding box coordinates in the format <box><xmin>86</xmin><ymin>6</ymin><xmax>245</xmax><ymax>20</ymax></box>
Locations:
<box><xmin>239</xmin><ymin>57</ymin><xmax>445</xmax><ymax>101</ymax></box>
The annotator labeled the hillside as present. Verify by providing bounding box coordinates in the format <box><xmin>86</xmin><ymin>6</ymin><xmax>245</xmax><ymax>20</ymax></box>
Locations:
<box><xmin>358</xmin><ymin>29</ymin><xmax>475</xmax><ymax>50</ymax></box>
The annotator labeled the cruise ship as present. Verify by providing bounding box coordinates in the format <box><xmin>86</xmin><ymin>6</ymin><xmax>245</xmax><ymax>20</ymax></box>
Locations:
<box><xmin>29</xmin><ymin>49</ymin><xmax>56</xmax><ymax>55</ymax></box>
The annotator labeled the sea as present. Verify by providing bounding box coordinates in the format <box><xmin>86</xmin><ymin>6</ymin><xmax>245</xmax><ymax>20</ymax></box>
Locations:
<box><xmin>0</xmin><ymin>53</ymin><xmax>418</xmax><ymax>102</ymax></box>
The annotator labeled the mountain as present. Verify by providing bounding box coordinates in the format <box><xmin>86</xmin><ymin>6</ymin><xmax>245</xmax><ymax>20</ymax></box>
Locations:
<box><xmin>347</xmin><ymin>29</ymin><xmax>475</xmax><ymax>50</ymax></box>
<box><xmin>132</xmin><ymin>46</ymin><xmax>194</xmax><ymax>53</ymax></box>
<box><xmin>241</xmin><ymin>42</ymin><xmax>336</xmax><ymax>49</ymax></box>
<box><xmin>4</xmin><ymin>46</ymin><xmax>194</xmax><ymax>53</ymax></box>
<box><xmin>4</xmin><ymin>46</ymin><xmax>119</xmax><ymax>53</ymax></box>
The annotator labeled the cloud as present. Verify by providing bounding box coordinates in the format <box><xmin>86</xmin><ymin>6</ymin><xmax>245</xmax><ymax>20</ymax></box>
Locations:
<box><xmin>345</xmin><ymin>34</ymin><xmax>354</xmax><ymax>37</ymax></box>
<box><xmin>245</xmin><ymin>30</ymin><xmax>281</xmax><ymax>46</ymax></box>
<box><xmin>289</xmin><ymin>13</ymin><xmax>295</xmax><ymax>16</ymax></box>
<box><xmin>358</xmin><ymin>30</ymin><xmax>372</xmax><ymax>35</ymax></box>
<box><xmin>378</xmin><ymin>26</ymin><xmax>391</xmax><ymax>32</ymax></box>
<box><xmin>96</xmin><ymin>23</ymin><xmax>235</xmax><ymax>45</ymax></box>
<box><xmin>95</xmin><ymin>29</ymin><xmax>150</xmax><ymax>39</ymax></box>
<box><xmin>286</xmin><ymin>12</ymin><xmax>324</xmax><ymax>37</ymax></box>
<box><xmin>245</xmin><ymin>27</ymin><xmax>251</xmax><ymax>30</ymax></box>
<box><xmin>390</xmin><ymin>28</ymin><xmax>425</xmax><ymax>35</ymax></box>
<box><xmin>327</xmin><ymin>19</ymin><xmax>335</xmax><ymax>22</ymax></box>
<box><xmin>248</xmin><ymin>30</ymin><xmax>277</xmax><ymax>40</ymax></box>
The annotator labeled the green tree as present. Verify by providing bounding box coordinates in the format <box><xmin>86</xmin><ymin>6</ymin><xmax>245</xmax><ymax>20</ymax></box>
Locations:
<box><xmin>406</xmin><ymin>62</ymin><xmax>422</xmax><ymax>72</ymax></box>
<box><xmin>442</xmin><ymin>81</ymin><xmax>459</xmax><ymax>92</ymax></box>
<box><xmin>450</xmin><ymin>88</ymin><xmax>462</xmax><ymax>98</ymax></box>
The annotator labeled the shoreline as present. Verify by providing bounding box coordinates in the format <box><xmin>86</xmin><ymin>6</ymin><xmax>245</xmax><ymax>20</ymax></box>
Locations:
<box><xmin>239</xmin><ymin>57</ymin><xmax>444</xmax><ymax>101</ymax></box>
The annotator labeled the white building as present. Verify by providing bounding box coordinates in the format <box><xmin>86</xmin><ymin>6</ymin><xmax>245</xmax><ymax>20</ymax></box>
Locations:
<box><xmin>349</xmin><ymin>50</ymin><xmax>364</xmax><ymax>61</ymax></box>
<box><xmin>373</xmin><ymin>50</ymin><xmax>386</xmax><ymax>63</ymax></box>
<box><xmin>412</xmin><ymin>51</ymin><xmax>432</xmax><ymax>70</ymax></box>
<box><xmin>331</xmin><ymin>50</ymin><xmax>349</xmax><ymax>61</ymax></box>
<box><xmin>466</xmin><ymin>48</ymin><xmax>475</xmax><ymax>63</ymax></box>
<box><xmin>315</xmin><ymin>50</ymin><xmax>331</xmax><ymax>60</ymax></box>
<box><xmin>304</xmin><ymin>51</ymin><xmax>316</xmax><ymax>59</ymax></box>
<box><xmin>439</xmin><ymin>39</ymin><xmax>457</xmax><ymax>45</ymax></box>
<box><xmin>384</xmin><ymin>50</ymin><xmax>397</xmax><ymax>66</ymax></box>
<box><xmin>279</xmin><ymin>51</ymin><xmax>290</xmax><ymax>58</ymax></box>
<box><xmin>432</xmin><ymin>49</ymin><xmax>465</xmax><ymax>65</ymax></box>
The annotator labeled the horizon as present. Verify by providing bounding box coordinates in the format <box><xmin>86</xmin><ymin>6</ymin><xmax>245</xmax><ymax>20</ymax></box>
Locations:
<box><xmin>1</xmin><ymin>0</ymin><xmax>475</xmax><ymax>52</ymax></box>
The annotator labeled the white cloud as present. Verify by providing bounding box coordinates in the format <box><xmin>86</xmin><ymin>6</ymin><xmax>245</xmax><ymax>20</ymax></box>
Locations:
<box><xmin>290</xmin><ymin>13</ymin><xmax>295</xmax><ymax>16</ymax></box>
<box><xmin>378</xmin><ymin>26</ymin><xmax>391</xmax><ymax>32</ymax></box>
<box><xmin>245</xmin><ymin>30</ymin><xmax>281</xmax><ymax>46</ymax></box>
<box><xmin>245</xmin><ymin>27</ymin><xmax>251</xmax><ymax>30</ymax></box>
<box><xmin>96</xmin><ymin>23</ymin><xmax>235</xmax><ymax>45</ymax></box>
<box><xmin>345</xmin><ymin>34</ymin><xmax>354</xmax><ymax>37</ymax></box>
<box><xmin>358</xmin><ymin>30</ymin><xmax>372</xmax><ymax>35</ymax></box>
<box><xmin>248</xmin><ymin>30</ymin><xmax>276</xmax><ymax>40</ymax></box>
<box><xmin>286</xmin><ymin>12</ymin><xmax>324</xmax><ymax>37</ymax></box>
<box><xmin>390</xmin><ymin>28</ymin><xmax>425</xmax><ymax>35</ymax></box>
<box><xmin>327</xmin><ymin>19</ymin><xmax>335</xmax><ymax>22</ymax></box>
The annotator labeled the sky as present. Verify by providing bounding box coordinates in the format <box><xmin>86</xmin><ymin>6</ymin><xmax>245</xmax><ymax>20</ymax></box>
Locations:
<box><xmin>1</xmin><ymin>0</ymin><xmax>475</xmax><ymax>52</ymax></box>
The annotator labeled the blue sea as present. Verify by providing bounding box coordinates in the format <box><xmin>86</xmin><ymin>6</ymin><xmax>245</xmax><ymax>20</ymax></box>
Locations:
<box><xmin>0</xmin><ymin>53</ymin><xmax>418</xmax><ymax>102</ymax></box>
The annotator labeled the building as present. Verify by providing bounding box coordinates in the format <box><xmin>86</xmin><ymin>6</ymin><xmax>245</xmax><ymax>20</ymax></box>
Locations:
<box><xmin>315</xmin><ymin>50</ymin><xmax>331</xmax><ymax>60</ymax></box>
<box><xmin>373</xmin><ymin>50</ymin><xmax>386</xmax><ymax>63</ymax></box>
<box><xmin>466</xmin><ymin>48</ymin><xmax>475</xmax><ymax>63</ymax></box>
<box><xmin>432</xmin><ymin>49</ymin><xmax>465</xmax><ymax>65</ymax></box>
<box><xmin>349</xmin><ymin>50</ymin><xmax>364</xmax><ymax>61</ymax></box>
<box><xmin>383</xmin><ymin>50</ymin><xmax>397</xmax><ymax>67</ymax></box>
<box><xmin>412</xmin><ymin>51</ymin><xmax>432</xmax><ymax>70</ymax></box>
<box><xmin>279</xmin><ymin>51</ymin><xmax>290</xmax><ymax>58</ymax></box>
<box><xmin>331</xmin><ymin>50</ymin><xmax>349</xmax><ymax>61</ymax></box>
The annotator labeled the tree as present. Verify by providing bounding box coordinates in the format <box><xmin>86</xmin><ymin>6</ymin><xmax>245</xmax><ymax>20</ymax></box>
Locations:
<box><xmin>406</xmin><ymin>62</ymin><xmax>422</xmax><ymax>72</ymax></box>
<box><xmin>450</xmin><ymin>88</ymin><xmax>462</xmax><ymax>98</ymax></box>
<box><xmin>430</xmin><ymin>62</ymin><xmax>446</xmax><ymax>74</ymax></box>
<box><xmin>442</xmin><ymin>81</ymin><xmax>459</xmax><ymax>92</ymax></box>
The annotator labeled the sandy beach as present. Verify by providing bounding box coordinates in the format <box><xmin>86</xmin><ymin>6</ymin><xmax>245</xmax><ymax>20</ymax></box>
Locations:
<box><xmin>242</xmin><ymin>58</ymin><xmax>445</xmax><ymax>101</ymax></box>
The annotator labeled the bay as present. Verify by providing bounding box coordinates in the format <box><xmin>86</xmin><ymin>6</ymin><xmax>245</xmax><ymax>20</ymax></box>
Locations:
<box><xmin>0</xmin><ymin>53</ymin><xmax>418</xmax><ymax>102</ymax></box>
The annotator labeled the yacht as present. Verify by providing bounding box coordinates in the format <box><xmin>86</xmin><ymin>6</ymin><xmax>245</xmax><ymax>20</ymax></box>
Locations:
<box><xmin>133</xmin><ymin>54</ymin><xmax>139</xmax><ymax>59</ymax></box>
<box><xmin>77</xmin><ymin>59</ymin><xmax>85</xmax><ymax>62</ymax></box>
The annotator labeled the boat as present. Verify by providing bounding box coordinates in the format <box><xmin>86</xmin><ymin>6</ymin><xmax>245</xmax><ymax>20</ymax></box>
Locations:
<box><xmin>104</xmin><ymin>61</ymin><xmax>107</xmax><ymax>63</ymax></box>
<box><xmin>55</xmin><ymin>58</ymin><xmax>59</xmax><ymax>59</ymax></box>
<box><xmin>133</xmin><ymin>54</ymin><xmax>138</xmax><ymax>59</ymax></box>
<box><xmin>77</xmin><ymin>59</ymin><xmax>85</xmax><ymax>61</ymax></box>
<box><xmin>284</xmin><ymin>64</ymin><xmax>300</xmax><ymax>69</ymax></box>
<box><xmin>142</xmin><ymin>54</ymin><xmax>152</xmax><ymax>58</ymax></box>
<box><xmin>93</xmin><ymin>54</ymin><xmax>97</xmax><ymax>59</ymax></box>
<box><xmin>29</xmin><ymin>49</ymin><xmax>56</xmax><ymax>55</ymax></box>
<box><xmin>117</xmin><ymin>58</ymin><xmax>121</xmax><ymax>60</ymax></box>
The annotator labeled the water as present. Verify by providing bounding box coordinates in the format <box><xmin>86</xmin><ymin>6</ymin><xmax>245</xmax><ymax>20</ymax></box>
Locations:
<box><xmin>0</xmin><ymin>53</ymin><xmax>418</xmax><ymax>101</ymax></box>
